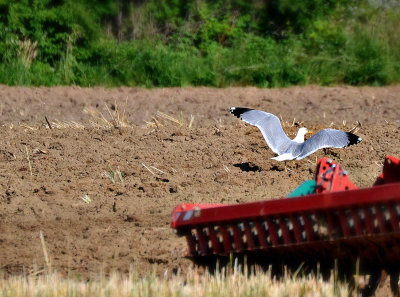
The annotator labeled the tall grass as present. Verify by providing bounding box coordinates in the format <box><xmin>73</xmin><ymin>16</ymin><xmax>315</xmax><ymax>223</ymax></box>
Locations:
<box><xmin>0</xmin><ymin>266</ymin><xmax>348</xmax><ymax>297</ymax></box>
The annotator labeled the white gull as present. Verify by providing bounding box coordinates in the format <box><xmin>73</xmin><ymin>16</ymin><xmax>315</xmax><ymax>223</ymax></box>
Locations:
<box><xmin>230</xmin><ymin>107</ymin><xmax>362</xmax><ymax>161</ymax></box>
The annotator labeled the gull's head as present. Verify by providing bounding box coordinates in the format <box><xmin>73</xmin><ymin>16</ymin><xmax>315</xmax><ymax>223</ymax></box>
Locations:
<box><xmin>293</xmin><ymin>127</ymin><xmax>311</xmax><ymax>143</ymax></box>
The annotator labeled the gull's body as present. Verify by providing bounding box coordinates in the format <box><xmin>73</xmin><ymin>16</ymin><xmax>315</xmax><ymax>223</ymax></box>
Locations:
<box><xmin>230</xmin><ymin>107</ymin><xmax>362</xmax><ymax>161</ymax></box>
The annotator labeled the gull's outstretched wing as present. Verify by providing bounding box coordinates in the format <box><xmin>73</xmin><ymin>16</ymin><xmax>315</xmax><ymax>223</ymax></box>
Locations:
<box><xmin>296</xmin><ymin>129</ymin><xmax>362</xmax><ymax>160</ymax></box>
<box><xmin>230</xmin><ymin>107</ymin><xmax>291</xmax><ymax>155</ymax></box>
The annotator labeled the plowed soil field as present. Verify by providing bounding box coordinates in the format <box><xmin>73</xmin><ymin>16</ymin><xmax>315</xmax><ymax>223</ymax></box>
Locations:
<box><xmin>1</xmin><ymin>85</ymin><xmax>400</xmax><ymax>279</ymax></box>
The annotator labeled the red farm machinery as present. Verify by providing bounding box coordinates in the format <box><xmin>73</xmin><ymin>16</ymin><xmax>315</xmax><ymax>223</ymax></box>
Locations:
<box><xmin>171</xmin><ymin>156</ymin><xmax>400</xmax><ymax>297</ymax></box>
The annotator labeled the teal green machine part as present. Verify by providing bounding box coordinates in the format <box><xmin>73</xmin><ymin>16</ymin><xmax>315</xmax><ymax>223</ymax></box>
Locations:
<box><xmin>287</xmin><ymin>180</ymin><xmax>317</xmax><ymax>198</ymax></box>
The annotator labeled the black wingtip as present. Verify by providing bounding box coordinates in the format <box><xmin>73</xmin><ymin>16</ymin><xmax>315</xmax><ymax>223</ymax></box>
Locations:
<box><xmin>229</xmin><ymin>107</ymin><xmax>253</xmax><ymax>118</ymax></box>
<box><xmin>346</xmin><ymin>132</ymin><xmax>362</xmax><ymax>147</ymax></box>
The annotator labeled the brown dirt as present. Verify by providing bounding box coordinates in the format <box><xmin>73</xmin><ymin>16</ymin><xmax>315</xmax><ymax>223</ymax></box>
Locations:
<box><xmin>0</xmin><ymin>85</ymin><xmax>400</xmax><ymax>280</ymax></box>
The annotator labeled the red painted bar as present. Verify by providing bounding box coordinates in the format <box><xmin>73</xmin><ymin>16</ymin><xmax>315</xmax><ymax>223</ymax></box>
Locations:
<box><xmin>244</xmin><ymin>222</ymin><xmax>255</xmax><ymax>250</ymax></box>
<box><xmin>290</xmin><ymin>215</ymin><xmax>303</xmax><ymax>243</ymax></box>
<box><xmin>266</xmin><ymin>217</ymin><xmax>279</xmax><ymax>246</ymax></box>
<box><xmin>338</xmin><ymin>210</ymin><xmax>351</xmax><ymax>237</ymax></box>
<box><xmin>208</xmin><ymin>226</ymin><xmax>221</xmax><ymax>254</ymax></box>
<box><xmin>219</xmin><ymin>225</ymin><xmax>232</xmax><ymax>253</ymax></box>
<box><xmin>172</xmin><ymin>183</ymin><xmax>400</xmax><ymax>229</ymax></box>
<box><xmin>196</xmin><ymin>227</ymin><xmax>208</xmax><ymax>256</ymax></box>
<box><xmin>231</xmin><ymin>224</ymin><xmax>243</xmax><ymax>251</ymax></box>
<box><xmin>362</xmin><ymin>206</ymin><xmax>375</xmax><ymax>234</ymax></box>
<box><xmin>375</xmin><ymin>206</ymin><xmax>387</xmax><ymax>233</ymax></box>
<box><xmin>186</xmin><ymin>233</ymin><xmax>197</xmax><ymax>256</ymax></box>
<box><xmin>388</xmin><ymin>204</ymin><xmax>400</xmax><ymax>232</ymax></box>
<box><xmin>279</xmin><ymin>216</ymin><xmax>292</xmax><ymax>244</ymax></box>
<box><xmin>325</xmin><ymin>211</ymin><xmax>336</xmax><ymax>238</ymax></box>
<box><xmin>350</xmin><ymin>209</ymin><xmax>363</xmax><ymax>235</ymax></box>
<box><xmin>302</xmin><ymin>213</ymin><xmax>315</xmax><ymax>241</ymax></box>
<box><xmin>255</xmin><ymin>220</ymin><xmax>268</xmax><ymax>248</ymax></box>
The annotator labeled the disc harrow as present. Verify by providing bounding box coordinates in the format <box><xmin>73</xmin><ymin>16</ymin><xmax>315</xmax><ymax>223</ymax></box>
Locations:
<box><xmin>171</xmin><ymin>156</ymin><xmax>400</xmax><ymax>296</ymax></box>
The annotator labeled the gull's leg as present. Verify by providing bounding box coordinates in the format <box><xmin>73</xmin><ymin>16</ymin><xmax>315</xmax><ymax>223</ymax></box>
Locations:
<box><xmin>271</xmin><ymin>154</ymin><xmax>294</xmax><ymax>171</ymax></box>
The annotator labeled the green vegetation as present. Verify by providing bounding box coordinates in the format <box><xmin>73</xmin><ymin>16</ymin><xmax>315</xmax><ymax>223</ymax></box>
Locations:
<box><xmin>104</xmin><ymin>166</ymin><xmax>124</xmax><ymax>184</ymax></box>
<box><xmin>0</xmin><ymin>0</ymin><xmax>399</xmax><ymax>87</ymax></box>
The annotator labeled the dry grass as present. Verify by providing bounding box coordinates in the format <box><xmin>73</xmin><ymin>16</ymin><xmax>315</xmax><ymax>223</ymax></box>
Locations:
<box><xmin>146</xmin><ymin>111</ymin><xmax>194</xmax><ymax>128</ymax></box>
<box><xmin>83</xmin><ymin>101</ymin><xmax>131</xmax><ymax>129</ymax></box>
<box><xmin>18</xmin><ymin>39</ymin><xmax>38</xmax><ymax>68</ymax></box>
<box><xmin>24</xmin><ymin>146</ymin><xmax>33</xmax><ymax>176</ymax></box>
<box><xmin>3</xmin><ymin>108</ymin><xmax>194</xmax><ymax>131</ymax></box>
<box><xmin>47</xmin><ymin>120</ymin><xmax>85</xmax><ymax>130</ymax></box>
<box><xmin>0</xmin><ymin>265</ymin><xmax>348</xmax><ymax>297</ymax></box>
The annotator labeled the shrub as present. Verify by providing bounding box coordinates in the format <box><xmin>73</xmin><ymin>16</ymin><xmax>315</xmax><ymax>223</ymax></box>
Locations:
<box><xmin>0</xmin><ymin>0</ymin><xmax>399</xmax><ymax>87</ymax></box>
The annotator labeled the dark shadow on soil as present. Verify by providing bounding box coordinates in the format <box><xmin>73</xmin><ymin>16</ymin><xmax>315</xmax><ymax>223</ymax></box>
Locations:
<box><xmin>233</xmin><ymin>162</ymin><xmax>261</xmax><ymax>172</ymax></box>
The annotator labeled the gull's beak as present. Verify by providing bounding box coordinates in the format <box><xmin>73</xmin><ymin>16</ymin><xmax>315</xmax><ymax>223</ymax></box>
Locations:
<box><xmin>307</xmin><ymin>131</ymin><xmax>313</xmax><ymax>134</ymax></box>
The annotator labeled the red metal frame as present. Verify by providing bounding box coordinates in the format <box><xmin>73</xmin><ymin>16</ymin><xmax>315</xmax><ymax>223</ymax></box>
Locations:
<box><xmin>173</xmin><ymin>183</ymin><xmax>400</xmax><ymax>229</ymax></box>
<box><xmin>315</xmin><ymin>158</ymin><xmax>358</xmax><ymax>193</ymax></box>
<box><xmin>171</xmin><ymin>156</ymin><xmax>400</xmax><ymax>257</ymax></box>
<box><xmin>375</xmin><ymin>155</ymin><xmax>400</xmax><ymax>185</ymax></box>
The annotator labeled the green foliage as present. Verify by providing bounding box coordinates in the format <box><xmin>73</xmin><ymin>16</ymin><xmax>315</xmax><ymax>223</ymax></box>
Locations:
<box><xmin>0</xmin><ymin>0</ymin><xmax>399</xmax><ymax>87</ymax></box>
<box><xmin>344</xmin><ymin>32</ymin><xmax>389</xmax><ymax>85</ymax></box>
<box><xmin>220</xmin><ymin>35</ymin><xmax>304</xmax><ymax>87</ymax></box>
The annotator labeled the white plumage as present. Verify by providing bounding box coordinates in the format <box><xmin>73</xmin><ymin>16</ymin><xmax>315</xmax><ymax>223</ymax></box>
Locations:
<box><xmin>230</xmin><ymin>107</ymin><xmax>362</xmax><ymax>161</ymax></box>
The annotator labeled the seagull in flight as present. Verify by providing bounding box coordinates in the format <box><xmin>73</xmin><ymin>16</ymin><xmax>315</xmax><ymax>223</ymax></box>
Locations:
<box><xmin>230</xmin><ymin>107</ymin><xmax>362</xmax><ymax>161</ymax></box>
